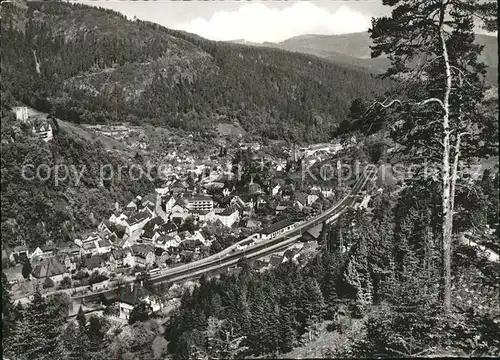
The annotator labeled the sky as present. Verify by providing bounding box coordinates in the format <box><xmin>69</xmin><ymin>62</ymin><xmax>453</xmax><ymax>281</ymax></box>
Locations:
<box><xmin>77</xmin><ymin>0</ymin><xmax>389</xmax><ymax>43</ymax></box>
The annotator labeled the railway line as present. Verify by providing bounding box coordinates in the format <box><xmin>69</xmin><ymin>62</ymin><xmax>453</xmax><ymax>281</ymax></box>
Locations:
<box><xmin>72</xmin><ymin>168</ymin><xmax>377</xmax><ymax>301</ymax></box>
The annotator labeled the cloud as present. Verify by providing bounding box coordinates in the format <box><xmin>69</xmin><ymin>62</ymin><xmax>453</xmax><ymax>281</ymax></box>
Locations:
<box><xmin>174</xmin><ymin>2</ymin><xmax>372</xmax><ymax>43</ymax></box>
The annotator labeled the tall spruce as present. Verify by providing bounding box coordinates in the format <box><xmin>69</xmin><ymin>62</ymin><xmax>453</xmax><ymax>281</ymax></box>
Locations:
<box><xmin>369</xmin><ymin>0</ymin><xmax>498</xmax><ymax>311</ymax></box>
<box><xmin>6</xmin><ymin>287</ymin><xmax>66</xmax><ymax>360</ymax></box>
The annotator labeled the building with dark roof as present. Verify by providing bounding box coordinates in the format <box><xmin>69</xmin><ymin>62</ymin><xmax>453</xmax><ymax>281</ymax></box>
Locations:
<box><xmin>259</xmin><ymin>220</ymin><xmax>296</xmax><ymax>240</ymax></box>
<box><xmin>131</xmin><ymin>244</ymin><xmax>155</xmax><ymax>267</ymax></box>
<box><xmin>116</xmin><ymin>284</ymin><xmax>160</xmax><ymax>321</ymax></box>
<box><xmin>84</xmin><ymin>256</ymin><xmax>107</xmax><ymax>272</ymax></box>
<box><xmin>143</xmin><ymin>193</ymin><xmax>157</xmax><ymax>207</ymax></box>
<box><xmin>125</xmin><ymin>210</ymin><xmax>152</xmax><ymax>236</ymax></box>
<box><xmin>158</xmin><ymin>222</ymin><xmax>177</xmax><ymax>236</ymax></box>
<box><xmin>269</xmin><ymin>254</ymin><xmax>283</xmax><ymax>267</ymax></box>
<box><xmin>31</xmin><ymin>257</ymin><xmax>68</xmax><ymax>284</ymax></box>
<box><xmin>109</xmin><ymin>248</ymin><xmax>135</xmax><ymax>270</ymax></box>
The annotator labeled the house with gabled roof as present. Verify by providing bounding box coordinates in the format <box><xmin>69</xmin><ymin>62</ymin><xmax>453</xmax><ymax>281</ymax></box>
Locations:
<box><xmin>8</xmin><ymin>245</ymin><xmax>29</xmax><ymax>264</ymax></box>
<box><xmin>155</xmin><ymin>235</ymin><xmax>181</xmax><ymax>250</ymax></box>
<box><xmin>162</xmin><ymin>195</ymin><xmax>176</xmax><ymax>213</ymax></box>
<box><xmin>109</xmin><ymin>211</ymin><xmax>129</xmax><ymax>227</ymax></box>
<box><xmin>189</xmin><ymin>209</ymin><xmax>216</xmax><ymax>223</ymax></box>
<box><xmin>124</xmin><ymin>209</ymin><xmax>152</xmax><ymax>236</ymax></box>
<box><xmin>169</xmin><ymin>203</ymin><xmax>189</xmax><ymax>214</ymax></box>
<box><xmin>115</xmin><ymin>283</ymin><xmax>160</xmax><ymax>321</ymax></box>
<box><xmin>294</xmin><ymin>192</ymin><xmax>309</xmax><ymax>208</ymax></box>
<box><xmin>109</xmin><ymin>249</ymin><xmax>135</xmax><ymax>270</ymax></box>
<box><xmin>230</xmin><ymin>196</ymin><xmax>253</xmax><ymax>215</ymax></box>
<box><xmin>214</xmin><ymin>207</ymin><xmax>239</xmax><ymax>228</ymax></box>
<box><xmin>301</xmin><ymin>223</ymin><xmax>322</xmax><ymax>242</ymax></box>
<box><xmin>131</xmin><ymin>244</ymin><xmax>156</xmax><ymax>268</ymax></box>
<box><xmin>29</xmin><ymin>244</ymin><xmax>55</xmax><ymax>260</ymax></box>
<box><xmin>95</xmin><ymin>239</ymin><xmax>112</xmax><ymax>254</ymax></box>
<box><xmin>57</xmin><ymin>253</ymin><xmax>77</xmax><ymax>272</ymax></box>
<box><xmin>31</xmin><ymin>257</ymin><xmax>69</xmax><ymax>285</ymax></box>
<box><xmin>259</xmin><ymin>220</ymin><xmax>295</xmax><ymax>240</ymax></box>
<box><xmin>125</xmin><ymin>197</ymin><xmax>139</xmax><ymax>211</ymax></box>
<box><xmin>141</xmin><ymin>228</ymin><xmax>160</xmax><ymax>243</ymax></box>
<box><xmin>155</xmin><ymin>252</ymin><xmax>170</xmax><ymax>268</ymax></box>
<box><xmin>97</xmin><ymin>220</ymin><xmax>112</xmax><ymax>234</ymax></box>
<box><xmin>158</xmin><ymin>221</ymin><xmax>177</xmax><ymax>237</ymax></box>
<box><xmin>169</xmin><ymin>204</ymin><xmax>191</xmax><ymax>223</ymax></box>
<box><xmin>142</xmin><ymin>193</ymin><xmax>157</xmax><ymax>208</ymax></box>
<box><xmin>83</xmin><ymin>256</ymin><xmax>108</xmax><ymax>274</ymax></box>
<box><xmin>144</xmin><ymin>203</ymin><xmax>156</xmax><ymax>217</ymax></box>
<box><xmin>187</xmin><ymin>230</ymin><xmax>209</xmax><ymax>247</ymax></box>
<box><xmin>111</xmin><ymin>237</ymin><xmax>132</xmax><ymax>250</ymax></box>
<box><xmin>143</xmin><ymin>216</ymin><xmax>164</xmax><ymax>233</ymax></box>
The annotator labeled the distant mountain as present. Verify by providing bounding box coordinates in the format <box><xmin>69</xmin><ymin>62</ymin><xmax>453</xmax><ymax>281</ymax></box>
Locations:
<box><xmin>249</xmin><ymin>32</ymin><xmax>498</xmax><ymax>84</ymax></box>
<box><xmin>0</xmin><ymin>2</ymin><xmax>390</xmax><ymax>143</ymax></box>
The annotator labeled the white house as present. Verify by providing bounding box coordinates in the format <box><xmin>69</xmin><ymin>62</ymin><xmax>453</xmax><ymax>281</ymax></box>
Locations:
<box><xmin>155</xmin><ymin>235</ymin><xmax>181</xmax><ymax>250</ymax></box>
<box><xmin>95</xmin><ymin>239</ymin><xmax>112</xmax><ymax>254</ymax></box>
<box><xmin>181</xmin><ymin>195</ymin><xmax>214</xmax><ymax>211</ymax></box>
<box><xmin>236</xmin><ymin>238</ymin><xmax>255</xmax><ymax>251</ymax></box>
<box><xmin>97</xmin><ymin>221</ymin><xmax>112</xmax><ymax>234</ymax></box>
<box><xmin>90</xmin><ymin>278</ymin><xmax>110</xmax><ymax>292</ymax></box>
<box><xmin>187</xmin><ymin>230</ymin><xmax>209</xmax><ymax>247</ymax></box>
<box><xmin>109</xmin><ymin>249</ymin><xmax>135</xmax><ymax>270</ymax></box>
<box><xmin>156</xmin><ymin>186</ymin><xmax>170</xmax><ymax>196</ymax></box>
<box><xmin>215</xmin><ymin>208</ymin><xmax>240</xmax><ymax>228</ymax></box>
<box><xmin>271</xmin><ymin>185</ymin><xmax>281</xmax><ymax>196</ymax></box>
<box><xmin>109</xmin><ymin>212</ymin><xmax>129</xmax><ymax>227</ymax></box>
<box><xmin>259</xmin><ymin>220</ymin><xmax>296</xmax><ymax>240</ymax></box>
<box><xmin>307</xmin><ymin>194</ymin><xmax>319</xmax><ymax>206</ymax></box>
<box><xmin>124</xmin><ymin>210</ymin><xmax>152</xmax><ymax>236</ymax></box>
<box><xmin>116</xmin><ymin>283</ymin><xmax>161</xmax><ymax>321</ymax></box>
<box><xmin>162</xmin><ymin>195</ymin><xmax>176</xmax><ymax>213</ymax></box>
<box><xmin>31</xmin><ymin>257</ymin><xmax>69</xmax><ymax>286</ymax></box>
<box><xmin>189</xmin><ymin>209</ymin><xmax>216</xmax><ymax>223</ymax></box>
<box><xmin>32</xmin><ymin>120</ymin><xmax>53</xmax><ymax>142</ymax></box>
<box><xmin>131</xmin><ymin>244</ymin><xmax>156</xmax><ymax>268</ymax></box>
<box><xmin>13</xmin><ymin>106</ymin><xmax>29</xmax><ymax>121</ymax></box>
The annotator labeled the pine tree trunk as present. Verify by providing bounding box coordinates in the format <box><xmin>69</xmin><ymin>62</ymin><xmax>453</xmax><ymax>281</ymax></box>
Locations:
<box><xmin>439</xmin><ymin>24</ymin><xmax>453</xmax><ymax>312</ymax></box>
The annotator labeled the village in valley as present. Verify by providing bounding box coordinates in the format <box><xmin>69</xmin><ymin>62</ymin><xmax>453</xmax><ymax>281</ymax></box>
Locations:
<box><xmin>2</xmin><ymin>106</ymin><xmax>370</xmax><ymax>322</ymax></box>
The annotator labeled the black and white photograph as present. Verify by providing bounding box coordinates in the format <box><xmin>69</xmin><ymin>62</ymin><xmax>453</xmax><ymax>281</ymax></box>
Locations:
<box><xmin>0</xmin><ymin>0</ymin><xmax>498</xmax><ymax>359</ymax></box>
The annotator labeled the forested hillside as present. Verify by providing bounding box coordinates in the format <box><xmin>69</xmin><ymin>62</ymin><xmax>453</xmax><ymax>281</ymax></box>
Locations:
<box><xmin>0</xmin><ymin>101</ymin><xmax>154</xmax><ymax>249</ymax></box>
<box><xmin>265</xmin><ymin>32</ymin><xmax>498</xmax><ymax>85</ymax></box>
<box><xmin>0</xmin><ymin>1</ymin><xmax>390</xmax><ymax>143</ymax></box>
<box><xmin>162</xmin><ymin>194</ymin><xmax>499</xmax><ymax>358</ymax></box>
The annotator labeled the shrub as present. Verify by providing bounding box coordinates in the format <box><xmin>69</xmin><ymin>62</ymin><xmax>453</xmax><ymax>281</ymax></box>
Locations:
<box><xmin>43</xmin><ymin>277</ymin><xmax>55</xmax><ymax>289</ymax></box>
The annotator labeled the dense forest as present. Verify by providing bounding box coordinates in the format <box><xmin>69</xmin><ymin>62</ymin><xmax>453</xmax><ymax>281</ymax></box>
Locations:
<box><xmin>2</xmin><ymin>179</ymin><xmax>499</xmax><ymax>359</ymax></box>
<box><xmin>0</xmin><ymin>98</ymin><xmax>154</xmax><ymax>249</ymax></box>
<box><xmin>0</xmin><ymin>1</ymin><xmax>390</xmax><ymax>143</ymax></box>
<box><xmin>160</xmin><ymin>178</ymin><xmax>499</xmax><ymax>359</ymax></box>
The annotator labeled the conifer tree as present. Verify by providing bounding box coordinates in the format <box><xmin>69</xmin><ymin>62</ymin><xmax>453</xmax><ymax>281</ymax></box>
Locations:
<box><xmin>76</xmin><ymin>305</ymin><xmax>86</xmax><ymax>329</ymax></box>
<box><xmin>370</xmin><ymin>0</ymin><xmax>498</xmax><ymax>311</ymax></box>
<box><xmin>6</xmin><ymin>286</ymin><xmax>66</xmax><ymax>360</ymax></box>
<box><xmin>1</xmin><ymin>271</ymin><xmax>13</xmax><ymax>339</ymax></box>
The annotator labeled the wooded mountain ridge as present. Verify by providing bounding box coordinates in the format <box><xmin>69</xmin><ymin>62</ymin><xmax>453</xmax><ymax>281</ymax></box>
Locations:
<box><xmin>0</xmin><ymin>1</ymin><xmax>390</xmax><ymax>143</ymax></box>
<box><xmin>232</xmin><ymin>32</ymin><xmax>498</xmax><ymax>85</ymax></box>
